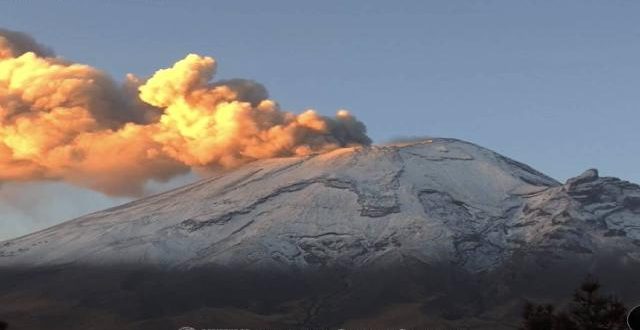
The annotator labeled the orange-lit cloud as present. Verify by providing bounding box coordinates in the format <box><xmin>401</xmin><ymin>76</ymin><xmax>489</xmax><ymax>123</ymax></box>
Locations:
<box><xmin>0</xmin><ymin>29</ymin><xmax>370</xmax><ymax>196</ymax></box>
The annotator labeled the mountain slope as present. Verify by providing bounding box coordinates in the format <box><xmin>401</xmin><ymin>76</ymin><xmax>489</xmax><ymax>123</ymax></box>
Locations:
<box><xmin>1</xmin><ymin>138</ymin><xmax>561</xmax><ymax>269</ymax></box>
<box><xmin>1</xmin><ymin>138</ymin><xmax>639</xmax><ymax>329</ymax></box>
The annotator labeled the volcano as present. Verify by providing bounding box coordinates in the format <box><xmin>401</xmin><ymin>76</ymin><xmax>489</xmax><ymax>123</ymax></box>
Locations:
<box><xmin>1</xmin><ymin>138</ymin><xmax>639</xmax><ymax>329</ymax></box>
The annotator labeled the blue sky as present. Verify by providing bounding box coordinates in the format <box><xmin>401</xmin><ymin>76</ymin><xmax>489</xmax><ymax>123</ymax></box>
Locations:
<box><xmin>1</xmin><ymin>0</ymin><xmax>639</xmax><ymax>239</ymax></box>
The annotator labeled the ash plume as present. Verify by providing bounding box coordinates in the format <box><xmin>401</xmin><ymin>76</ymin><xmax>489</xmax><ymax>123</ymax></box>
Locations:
<box><xmin>0</xmin><ymin>29</ymin><xmax>370</xmax><ymax>196</ymax></box>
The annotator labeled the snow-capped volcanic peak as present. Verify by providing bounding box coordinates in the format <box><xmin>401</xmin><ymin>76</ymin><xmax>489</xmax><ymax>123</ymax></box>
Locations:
<box><xmin>1</xmin><ymin>138</ymin><xmax>638</xmax><ymax>272</ymax></box>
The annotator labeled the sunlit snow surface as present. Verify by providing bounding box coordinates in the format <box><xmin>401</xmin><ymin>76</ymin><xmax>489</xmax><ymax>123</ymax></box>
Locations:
<box><xmin>1</xmin><ymin>138</ymin><xmax>638</xmax><ymax>272</ymax></box>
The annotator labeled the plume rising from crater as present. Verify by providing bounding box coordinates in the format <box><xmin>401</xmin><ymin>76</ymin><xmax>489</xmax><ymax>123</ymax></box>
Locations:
<box><xmin>0</xmin><ymin>29</ymin><xmax>370</xmax><ymax>196</ymax></box>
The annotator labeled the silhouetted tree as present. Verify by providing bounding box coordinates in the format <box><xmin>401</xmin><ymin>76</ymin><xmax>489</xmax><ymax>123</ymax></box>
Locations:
<box><xmin>520</xmin><ymin>275</ymin><xmax>627</xmax><ymax>330</ymax></box>
<box><xmin>521</xmin><ymin>302</ymin><xmax>555</xmax><ymax>329</ymax></box>
<box><xmin>567</xmin><ymin>276</ymin><xmax>627</xmax><ymax>330</ymax></box>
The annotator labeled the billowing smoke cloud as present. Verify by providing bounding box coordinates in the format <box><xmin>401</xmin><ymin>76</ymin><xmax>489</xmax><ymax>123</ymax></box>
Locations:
<box><xmin>0</xmin><ymin>29</ymin><xmax>370</xmax><ymax>196</ymax></box>
<box><xmin>0</xmin><ymin>28</ymin><xmax>54</xmax><ymax>58</ymax></box>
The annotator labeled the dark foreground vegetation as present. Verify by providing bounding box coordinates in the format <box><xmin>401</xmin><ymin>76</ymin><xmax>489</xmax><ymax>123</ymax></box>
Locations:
<box><xmin>521</xmin><ymin>276</ymin><xmax>628</xmax><ymax>330</ymax></box>
<box><xmin>1</xmin><ymin>259</ymin><xmax>638</xmax><ymax>329</ymax></box>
